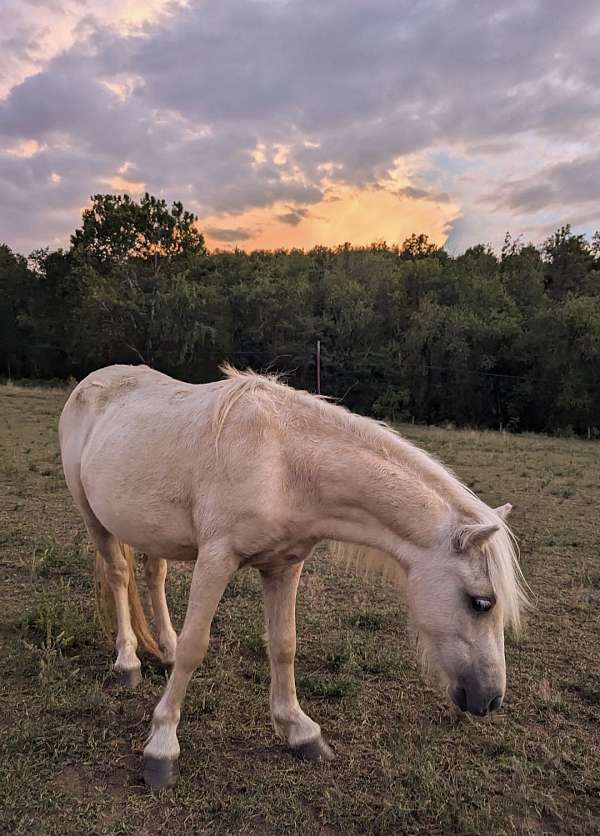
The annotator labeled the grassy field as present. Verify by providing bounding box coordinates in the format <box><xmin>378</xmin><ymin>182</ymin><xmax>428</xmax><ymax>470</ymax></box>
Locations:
<box><xmin>0</xmin><ymin>383</ymin><xmax>599</xmax><ymax>835</ymax></box>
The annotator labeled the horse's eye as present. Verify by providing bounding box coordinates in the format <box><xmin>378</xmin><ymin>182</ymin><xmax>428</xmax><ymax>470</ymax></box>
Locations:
<box><xmin>471</xmin><ymin>597</ymin><xmax>494</xmax><ymax>613</ymax></box>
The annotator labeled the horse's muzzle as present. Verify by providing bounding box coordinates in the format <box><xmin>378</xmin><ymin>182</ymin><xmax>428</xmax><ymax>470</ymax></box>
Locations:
<box><xmin>451</xmin><ymin>685</ymin><xmax>503</xmax><ymax>716</ymax></box>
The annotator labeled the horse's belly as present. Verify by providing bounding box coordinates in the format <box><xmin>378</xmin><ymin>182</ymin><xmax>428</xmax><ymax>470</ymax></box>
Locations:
<box><xmin>84</xmin><ymin>478</ymin><xmax>198</xmax><ymax>560</ymax></box>
<box><xmin>242</xmin><ymin>537</ymin><xmax>318</xmax><ymax>570</ymax></box>
<box><xmin>136</xmin><ymin>540</ymin><xmax>198</xmax><ymax>562</ymax></box>
<box><xmin>103</xmin><ymin>508</ymin><xmax>196</xmax><ymax>560</ymax></box>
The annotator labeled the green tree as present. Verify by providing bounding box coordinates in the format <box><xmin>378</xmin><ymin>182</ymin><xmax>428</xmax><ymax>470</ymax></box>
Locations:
<box><xmin>69</xmin><ymin>193</ymin><xmax>214</xmax><ymax>372</ymax></box>
<box><xmin>0</xmin><ymin>244</ymin><xmax>33</xmax><ymax>377</ymax></box>
<box><xmin>543</xmin><ymin>225</ymin><xmax>592</xmax><ymax>300</ymax></box>
<box><xmin>3</xmin><ymin>206</ymin><xmax>600</xmax><ymax>438</ymax></box>
<box><xmin>72</xmin><ymin>193</ymin><xmax>206</xmax><ymax>267</ymax></box>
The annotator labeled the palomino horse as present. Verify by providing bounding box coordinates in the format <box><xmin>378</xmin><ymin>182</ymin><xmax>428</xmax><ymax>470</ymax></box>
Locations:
<box><xmin>59</xmin><ymin>364</ymin><xmax>527</xmax><ymax>788</ymax></box>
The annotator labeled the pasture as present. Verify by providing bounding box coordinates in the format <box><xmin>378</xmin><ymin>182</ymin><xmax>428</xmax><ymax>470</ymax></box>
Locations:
<box><xmin>0</xmin><ymin>383</ymin><xmax>598</xmax><ymax>835</ymax></box>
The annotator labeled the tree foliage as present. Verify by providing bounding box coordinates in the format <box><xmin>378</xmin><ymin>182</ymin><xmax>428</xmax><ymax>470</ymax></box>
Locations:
<box><xmin>2</xmin><ymin>195</ymin><xmax>600</xmax><ymax>435</ymax></box>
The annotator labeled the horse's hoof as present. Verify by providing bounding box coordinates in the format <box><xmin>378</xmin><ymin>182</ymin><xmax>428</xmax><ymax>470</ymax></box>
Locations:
<box><xmin>292</xmin><ymin>736</ymin><xmax>335</xmax><ymax>762</ymax></box>
<box><xmin>143</xmin><ymin>755</ymin><xmax>179</xmax><ymax>788</ymax></box>
<box><xmin>114</xmin><ymin>666</ymin><xmax>142</xmax><ymax>688</ymax></box>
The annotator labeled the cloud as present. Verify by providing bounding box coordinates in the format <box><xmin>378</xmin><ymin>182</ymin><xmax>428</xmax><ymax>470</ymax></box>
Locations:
<box><xmin>276</xmin><ymin>207</ymin><xmax>310</xmax><ymax>226</ymax></box>
<box><xmin>204</xmin><ymin>226</ymin><xmax>254</xmax><ymax>243</ymax></box>
<box><xmin>491</xmin><ymin>154</ymin><xmax>600</xmax><ymax>213</ymax></box>
<box><xmin>1</xmin><ymin>0</ymin><xmax>599</xmax><ymax>253</ymax></box>
<box><xmin>397</xmin><ymin>186</ymin><xmax>452</xmax><ymax>204</ymax></box>
<box><xmin>0</xmin><ymin>0</ymin><xmax>185</xmax><ymax>96</ymax></box>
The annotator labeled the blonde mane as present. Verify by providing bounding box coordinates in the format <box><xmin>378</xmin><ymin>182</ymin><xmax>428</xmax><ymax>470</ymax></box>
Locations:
<box><xmin>215</xmin><ymin>365</ymin><xmax>528</xmax><ymax>632</ymax></box>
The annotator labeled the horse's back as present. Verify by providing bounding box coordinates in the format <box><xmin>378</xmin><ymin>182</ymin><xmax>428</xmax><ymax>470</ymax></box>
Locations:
<box><xmin>60</xmin><ymin>364</ymin><xmax>224</xmax><ymax>434</ymax></box>
<box><xmin>62</xmin><ymin>365</ymin><xmax>193</xmax><ymax>423</ymax></box>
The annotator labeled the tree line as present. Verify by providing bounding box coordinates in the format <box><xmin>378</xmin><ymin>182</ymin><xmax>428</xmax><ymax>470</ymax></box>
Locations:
<box><xmin>2</xmin><ymin>192</ymin><xmax>600</xmax><ymax>436</ymax></box>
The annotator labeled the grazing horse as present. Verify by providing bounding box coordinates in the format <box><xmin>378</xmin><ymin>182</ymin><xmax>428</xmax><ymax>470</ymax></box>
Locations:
<box><xmin>59</xmin><ymin>364</ymin><xmax>527</xmax><ymax>788</ymax></box>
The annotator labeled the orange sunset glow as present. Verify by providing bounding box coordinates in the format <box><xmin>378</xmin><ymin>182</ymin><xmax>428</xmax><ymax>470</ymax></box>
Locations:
<box><xmin>200</xmin><ymin>182</ymin><xmax>460</xmax><ymax>251</ymax></box>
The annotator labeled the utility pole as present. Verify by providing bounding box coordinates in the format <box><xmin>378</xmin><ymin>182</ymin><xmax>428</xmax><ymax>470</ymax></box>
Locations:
<box><xmin>316</xmin><ymin>339</ymin><xmax>321</xmax><ymax>395</ymax></box>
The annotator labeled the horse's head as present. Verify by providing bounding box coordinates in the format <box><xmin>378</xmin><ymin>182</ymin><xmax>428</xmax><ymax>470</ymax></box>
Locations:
<box><xmin>407</xmin><ymin>502</ymin><xmax>524</xmax><ymax>716</ymax></box>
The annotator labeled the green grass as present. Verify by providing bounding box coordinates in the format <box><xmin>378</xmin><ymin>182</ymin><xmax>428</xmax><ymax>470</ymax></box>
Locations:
<box><xmin>0</xmin><ymin>383</ymin><xmax>599</xmax><ymax>834</ymax></box>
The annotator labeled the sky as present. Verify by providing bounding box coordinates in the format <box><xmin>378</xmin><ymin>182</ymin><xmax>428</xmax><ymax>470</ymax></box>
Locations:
<box><xmin>1</xmin><ymin>0</ymin><xmax>599</xmax><ymax>255</ymax></box>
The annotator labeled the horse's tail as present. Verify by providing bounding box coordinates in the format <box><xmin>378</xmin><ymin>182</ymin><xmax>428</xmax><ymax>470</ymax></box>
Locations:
<box><xmin>95</xmin><ymin>542</ymin><xmax>162</xmax><ymax>660</ymax></box>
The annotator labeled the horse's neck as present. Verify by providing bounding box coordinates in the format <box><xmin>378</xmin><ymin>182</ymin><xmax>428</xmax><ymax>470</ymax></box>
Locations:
<box><xmin>300</xmin><ymin>429</ymin><xmax>451</xmax><ymax>556</ymax></box>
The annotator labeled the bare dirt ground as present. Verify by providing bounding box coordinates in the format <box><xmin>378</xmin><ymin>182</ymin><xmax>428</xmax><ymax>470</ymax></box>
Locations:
<box><xmin>1</xmin><ymin>383</ymin><xmax>599</xmax><ymax>835</ymax></box>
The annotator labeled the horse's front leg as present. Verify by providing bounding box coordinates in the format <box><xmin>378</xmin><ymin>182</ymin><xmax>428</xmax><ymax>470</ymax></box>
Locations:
<box><xmin>143</xmin><ymin>556</ymin><xmax>177</xmax><ymax>668</ymax></box>
<box><xmin>143</xmin><ymin>544</ymin><xmax>238</xmax><ymax>788</ymax></box>
<box><xmin>260</xmin><ymin>562</ymin><xmax>334</xmax><ymax>761</ymax></box>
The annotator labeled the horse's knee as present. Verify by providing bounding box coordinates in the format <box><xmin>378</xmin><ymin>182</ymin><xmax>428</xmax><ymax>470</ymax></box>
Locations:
<box><xmin>176</xmin><ymin>630</ymin><xmax>209</xmax><ymax>673</ymax></box>
<box><xmin>268</xmin><ymin>635</ymin><xmax>295</xmax><ymax>667</ymax></box>
<box><xmin>270</xmin><ymin>647</ymin><xmax>295</xmax><ymax>667</ymax></box>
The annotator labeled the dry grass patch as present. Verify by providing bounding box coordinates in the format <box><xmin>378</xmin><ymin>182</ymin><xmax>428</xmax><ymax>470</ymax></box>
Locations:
<box><xmin>0</xmin><ymin>387</ymin><xmax>599</xmax><ymax>834</ymax></box>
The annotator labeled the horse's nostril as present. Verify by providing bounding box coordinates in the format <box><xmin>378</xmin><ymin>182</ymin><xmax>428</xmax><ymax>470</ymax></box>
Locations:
<box><xmin>451</xmin><ymin>687</ymin><xmax>468</xmax><ymax>712</ymax></box>
<box><xmin>488</xmin><ymin>694</ymin><xmax>503</xmax><ymax>712</ymax></box>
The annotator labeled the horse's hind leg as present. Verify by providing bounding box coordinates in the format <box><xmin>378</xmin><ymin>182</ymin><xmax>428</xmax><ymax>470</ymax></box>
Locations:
<box><xmin>143</xmin><ymin>543</ymin><xmax>238</xmax><ymax>788</ymax></box>
<box><xmin>144</xmin><ymin>556</ymin><xmax>177</xmax><ymax>668</ymax></box>
<box><xmin>260</xmin><ymin>563</ymin><xmax>334</xmax><ymax>761</ymax></box>
<box><xmin>89</xmin><ymin>521</ymin><xmax>143</xmax><ymax>687</ymax></box>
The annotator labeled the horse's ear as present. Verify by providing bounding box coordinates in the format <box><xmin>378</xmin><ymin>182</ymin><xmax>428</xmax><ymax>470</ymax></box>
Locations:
<box><xmin>452</xmin><ymin>522</ymin><xmax>500</xmax><ymax>552</ymax></box>
<box><xmin>493</xmin><ymin>502</ymin><xmax>512</xmax><ymax>521</ymax></box>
